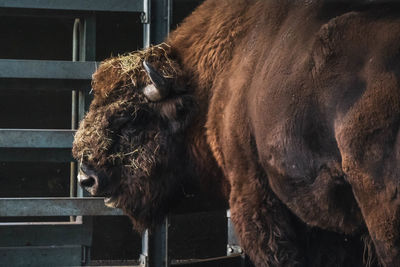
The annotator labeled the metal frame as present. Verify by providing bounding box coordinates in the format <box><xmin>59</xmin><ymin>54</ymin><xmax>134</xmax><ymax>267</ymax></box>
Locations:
<box><xmin>0</xmin><ymin>59</ymin><xmax>97</xmax><ymax>80</ymax></box>
<box><xmin>140</xmin><ymin>218</ymin><xmax>169</xmax><ymax>267</ymax></box>
<box><xmin>0</xmin><ymin>3</ymin><xmax>130</xmax><ymax>267</ymax></box>
<box><xmin>0</xmin><ymin>0</ymin><xmax>145</xmax><ymax>13</ymax></box>
<box><xmin>0</xmin><ymin>245</ymin><xmax>83</xmax><ymax>266</ymax></box>
<box><xmin>0</xmin><ymin>129</ymin><xmax>75</xmax><ymax>148</ymax></box>
<box><xmin>0</xmin><ymin>198</ymin><xmax>123</xmax><ymax>217</ymax></box>
<box><xmin>0</xmin><ymin>222</ymin><xmax>93</xmax><ymax>247</ymax></box>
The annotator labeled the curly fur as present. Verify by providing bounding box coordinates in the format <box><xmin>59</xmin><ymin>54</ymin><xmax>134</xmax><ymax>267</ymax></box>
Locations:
<box><xmin>73</xmin><ymin>0</ymin><xmax>400</xmax><ymax>266</ymax></box>
<box><xmin>73</xmin><ymin>44</ymin><xmax>198</xmax><ymax>231</ymax></box>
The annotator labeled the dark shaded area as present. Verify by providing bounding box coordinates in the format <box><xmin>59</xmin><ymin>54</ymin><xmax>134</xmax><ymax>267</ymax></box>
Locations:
<box><xmin>0</xmin><ymin>16</ymin><xmax>74</xmax><ymax>60</ymax></box>
<box><xmin>91</xmin><ymin>216</ymin><xmax>142</xmax><ymax>260</ymax></box>
<box><xmin>95</xmin><ymin>12</ymin><xmax>143</xmax><ymax>61</ymax></box>
<box><xmin>0</xmin><ymin>90</ymin><xmax>71</xmax><ymax>129</ymax></box>
<box><xmin>172</xmin><ymin>0</ymin><xmax>204</xmax><ymax>30</ymax></box>
<box><xmin>0</xmin><ymin>162</ymin><xmax>69</xmax><ymax>197</ymax></box>
<box><xmin>169</xmin><ymin>211</ymin><xmax>226</xmax><ymax>260</ymax></box>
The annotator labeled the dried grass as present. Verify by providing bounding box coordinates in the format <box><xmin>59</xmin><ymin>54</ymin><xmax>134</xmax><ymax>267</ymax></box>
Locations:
<box><xmin>95</xmin><ymin>43</ymin><xmax>178</xmax><ymax>94</ymax></box>
<box><xmin>73</xmin><ymin>42</ymin><xmax>181</xmax><ymax>174</ymax></box>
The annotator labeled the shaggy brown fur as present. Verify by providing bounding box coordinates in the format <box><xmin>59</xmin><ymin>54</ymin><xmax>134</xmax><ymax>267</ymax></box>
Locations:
<box><xmin>73</xmin><ymin>44</ymin><xmax>202</xmax><ymax>230</ymax></box>
<box><xmin>73</xmin><ymin>0</ymin><xmax>400</xmax><ymax>266</ymax></box>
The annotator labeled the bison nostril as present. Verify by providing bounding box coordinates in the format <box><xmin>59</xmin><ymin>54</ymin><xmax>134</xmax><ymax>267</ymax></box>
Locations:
<box><xmin>80</xmin><ymin>176</ymin><xmax>96</xmax><ymax>188</ymax></box>
<box><xmin>78</xmin><ymin>165</ymin><xmax>102</xmax><ymax>195</ymax></box>
<box><xmin>78</xmin><ymin>169</ymin><xmax>99</xmax><ymax>192</ymax></box>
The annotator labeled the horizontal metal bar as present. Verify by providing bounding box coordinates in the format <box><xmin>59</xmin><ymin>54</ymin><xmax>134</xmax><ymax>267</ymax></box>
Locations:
<box><xmin>171</xmin><ymin>254</ymin><xmax>244</xmax><ymax>266</ymax></box>
<box><xmin>0</xmin><ymin>223</ymin><xmax>92</xmax><ymax>246</ymax></box>
<box><xmin>90</xmin><ymin>260</ymin><xmax>140</xmax><ymax>266</ymax></box>
<box><xmin>0</xmin><ymin>0</ymin><xmax>144</xmax><ymax>12</ymax></box>
<box><xmin>0</xmin><ymin>59</ymin><xmax>97</xmax><ymax>80</ymax></box>
<box><xmin>0</xmin><ymin>197</ymin><xmax>124</xmax><ymax>216</ymax></box>
<box><xmin>0</xmin><ymin>129</ymin><xmax>75</xmax><ymax>148</ymax></box>
<box><xmin>0</xmin><ymin>245</ymin><xmax>82</xmax><ymax>266</ymax></box>
<box><xmin>0</xmin><ymin>221</ymin><xmax>83</xmax><ymax>226</ymax></box>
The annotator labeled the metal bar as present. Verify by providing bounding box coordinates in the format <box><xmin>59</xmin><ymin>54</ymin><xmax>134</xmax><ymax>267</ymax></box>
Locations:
<box><xmin>227</xmin><ymin>210</ymin><xmax>246</xmax><ymax>267</ymax></box>
<box><xmin>148</xmin><ymin>217</ymin><xmax>169</xmax><ymax>267</ymax></box>
<box><xmin>79</xmin><ymin>13</ymin><xmax>96</xmax><ymax>197</ymax></box>
<box><xmin>73</xmin><ymin>18</ymin><xmax>80</xmax><ymax>63</ymax></box>
<box><xmin>140</xmin><ymin>217</ymin><xmax>169</xmax><ymax>267</ymax></box>
<box><xmin>227</xmin><ymin>210</ymin><xmax>242</xmax><ymax>254</ymax></box>
<box><xmin>0</xmin><ymin>0</ymin><xmax>144</xmax><ymax>12</ymax></box>
<box><xmin>149</xmin><ymin>0</ymin><xmax>172</xmax><ymax>45</ymax></box>
<box><xmin>140</xmin><ymin>230</ymin><xmax>150</xmax><ymax>266</ymax></box>
<box><xmin>0</xmin><ymin>59</ymin><xmax>97</xmax><ymax>80</ymax></box>
<box><xmin>0</xmin><ymin>245</ymin><xmax>82</xmax><ymax>267</ymax></box>
<box><xmin>78</xmin><ymin>14</ymin><xmax>96</xmax><ymax>117</ymax></box>
<box><xmin>0</xmin><ymin>223</ymin><xmax>92</xmax><ymax>246</ymax></box>
<box><xmin>79</xmin><ymin>15</ymin><xmax>96</xmax><ymax>63</ymax></box>
<box><xmin>75</xmin><ymin>17</ymin><xmax>97</xmax><ymax>264</ymax></box>
<box><xmin>0</xmin><ymin>198</ymin><xmax>124</xmax><ymax>216</ymax></box>
<box><xmin>90</xmin><ymin>260</ymin><xmax>140</xmax><ymax>266</ymax></box>
<box><xmin>171</xmin><ymin>254</ymin><xmax>245</xmax><ymax>266</ymax></box>
<box><xmin>77</xmin><ymin>15</ymin><xmax>96</xmax><ymax>200</ymax></box>
<box><xmin>142</xmin><ymin>0</ymin><xmax>150</xmax><ymax>48</ymax></box>
<box><xmin>0</xmin><ymin>129</ymin><xmax>75</xmax><ymax>148</ymax></box>
<box><xmin>71</xmin><ymin>18</ymin><xmax>81</xmax><ymax>221</ymax></box>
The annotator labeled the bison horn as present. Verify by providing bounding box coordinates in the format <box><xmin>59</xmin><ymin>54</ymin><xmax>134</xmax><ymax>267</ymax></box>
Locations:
<box><xmin>143</xmin><ymin>60</ymin><xmax>170</xmax><ymax>101</ymax></box>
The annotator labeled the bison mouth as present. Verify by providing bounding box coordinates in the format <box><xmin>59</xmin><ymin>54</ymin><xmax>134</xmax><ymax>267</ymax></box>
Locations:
<box><xmin>104</xmin><ymin>196</ymin><xmax>119</xmax><ymax>208</ymax></box>
<box><xmin>78</xmin><ymin>163</ymin><xmax>120</xmax><ymax>206</ymax></box>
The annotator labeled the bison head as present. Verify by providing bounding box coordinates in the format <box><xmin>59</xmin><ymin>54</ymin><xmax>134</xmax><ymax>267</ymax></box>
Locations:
<box><xmin>72</xmin><ymin>44</ymin><xmax>196</xmax><ymax>231</ymax></box>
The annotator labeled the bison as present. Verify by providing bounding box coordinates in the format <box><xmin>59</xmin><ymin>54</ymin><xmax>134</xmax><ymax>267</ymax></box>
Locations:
<box><xmin>73</xmin><ymin>0</ymin><xmax>400</xmax><ymax>266</ymax></box>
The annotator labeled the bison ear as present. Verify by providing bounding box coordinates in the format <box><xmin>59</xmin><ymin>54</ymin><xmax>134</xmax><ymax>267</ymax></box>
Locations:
<box><xmin>143</xmin><ymin>61</ymin><xmax>171</xmax><ymax>102</ymax></box>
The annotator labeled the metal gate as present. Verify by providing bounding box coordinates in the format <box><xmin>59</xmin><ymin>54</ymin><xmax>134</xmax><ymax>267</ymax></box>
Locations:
<box><xmin>0</xmin><ymin>1</ymin><xmax>171</xmax><ymax>266</ymax></box>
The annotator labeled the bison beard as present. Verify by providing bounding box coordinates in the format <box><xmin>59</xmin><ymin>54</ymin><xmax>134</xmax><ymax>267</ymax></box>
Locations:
<box><xmin>73</xmin><ymin>1</ymin><xmax>400</xmax><ymax>266</ymax></box>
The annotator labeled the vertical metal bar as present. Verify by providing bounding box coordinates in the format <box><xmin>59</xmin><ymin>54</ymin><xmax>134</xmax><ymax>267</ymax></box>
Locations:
<box><xmin>77</xmin><ymin>15</ymin><xmax>96</xmax><ymax>266</ymax></box>
<box><xmin>142</xmin><ymin>0</ymin><xmax>150</xmax><ymax>48</ymax></box>
<box><xmin>78</xmin><ymin>15</ymin><xmax>96</xmax><ymax>117</ymax></box>
<box><xmin>140</xmin><ymin>217</ymin><xmax>169</xmax><ymax>267</ymax></box>
<box><xmin>140</xmin><ymin>230</ymin><xmax>149</xmax><ymax>266</ymax></box>
<box><xmin>141</xmin><ymin>1</ymin><xmax>172</xmax><ymax>266</ymax></box>
<box><xmin>77</xmin><ymin>15</ymin><xmax>96</xmax><ymax>199</ymax></box>
<box><xmin>227</xmin><ymin>210</ymin><xmax>245</xmax><ymax>267</ymax></box>
<box><xmin>70</xmin><ymin>18</ymin><xmax>81</xmax><ymax>222</ymax></box>
<box><xmin>148</xmin><ymin>217</ymin><xmax>169</xmax><ymax>267</ymax></box>
<box><xmin>79</xmin><ymin>15</ymin><xmax>96</xmax><ymax>64</ymax></box>
<box><xmin>147</xmin><ymin>0</ymin><xmax>172</xmax><ymax>45</ymax></box>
